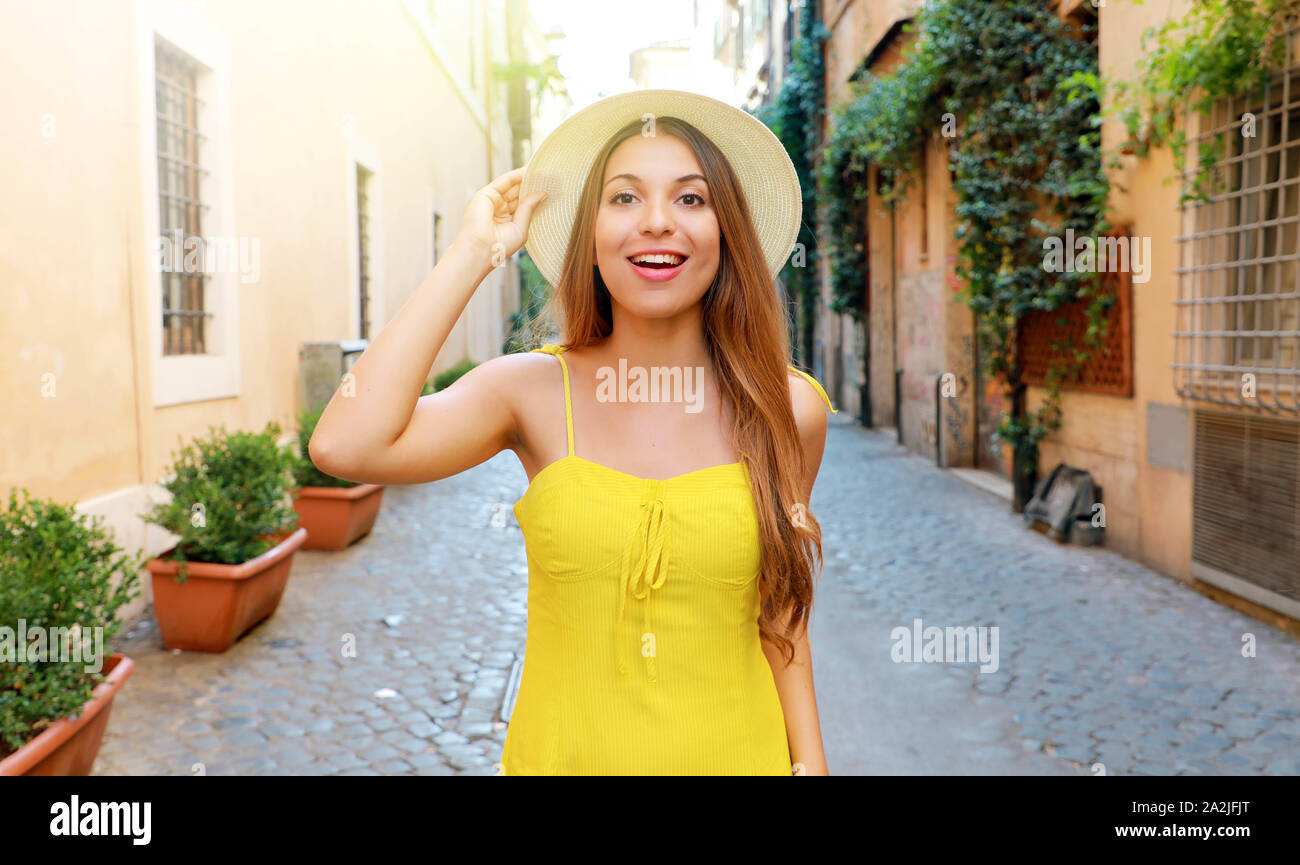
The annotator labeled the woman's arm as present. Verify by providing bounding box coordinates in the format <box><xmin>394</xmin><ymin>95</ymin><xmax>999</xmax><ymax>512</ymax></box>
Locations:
<box><xmin>309</xmin><ymin>168</ymin><xmax>546</xmax><ymax>485</ymax></box>
<box><xmin>761</xmin><ymin>372</ymin><xmax>831</xmax><ymax>775</ymax></box>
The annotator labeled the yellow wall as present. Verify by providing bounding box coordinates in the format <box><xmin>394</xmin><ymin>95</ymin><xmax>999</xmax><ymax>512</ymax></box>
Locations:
<box><xmin>2</xmin><ymin>3</ymin><xmax>142</xmax><ymax>502</ymax></box>
<box><xmin>1108</xmin><ymin>0</ymin><xmax>1195</xmax><ymax>577</ymax></box>
<box><xmin>1028</xmin><ymin>0</ymin><xmax>1197</xmax><ymax>567</ymax></box>
<box><xmin>0</xmin><ymin>0</ymin><xmax>518</xmax><ymax>622</ymax></box>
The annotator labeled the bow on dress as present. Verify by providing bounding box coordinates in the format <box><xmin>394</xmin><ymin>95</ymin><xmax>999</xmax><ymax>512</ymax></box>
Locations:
<box><xmin>616</xmin><ymin>485</ymin><xmax>669</xmax><ymax>683</ymax></box>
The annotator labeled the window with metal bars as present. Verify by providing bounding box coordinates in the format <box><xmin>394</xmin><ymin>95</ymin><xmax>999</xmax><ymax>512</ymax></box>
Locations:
<box><xmin>1174</xmin><ymin>24</ymin><xmax>1300</xmax><ymax>414</ymax></box>
<box><xmin>357</xmin><ymin>164</ymin><xmax>372</xmax><ymax>341</ymax></box>
<box><xmin>155</xmin><ymin>37</ymin><xmax>212</xmax><ymax>356</ymax></box>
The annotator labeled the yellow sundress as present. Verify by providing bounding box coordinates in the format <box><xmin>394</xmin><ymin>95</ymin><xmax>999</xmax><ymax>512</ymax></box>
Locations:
<box><xmin>501</xmin><ymin>344</ymin><xmax>836</xmax><ymax>775</ymax></box>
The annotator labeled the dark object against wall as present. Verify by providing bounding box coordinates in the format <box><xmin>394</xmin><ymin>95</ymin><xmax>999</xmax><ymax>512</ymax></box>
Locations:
<box><xmin>1023</xmin><ymin>463</ymin><xmax>1104</xmax><ymax>545</ymax></box>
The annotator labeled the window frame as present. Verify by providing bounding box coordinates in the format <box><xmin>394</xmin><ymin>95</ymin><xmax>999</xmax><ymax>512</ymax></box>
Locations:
<box><xmin>347</xmin><ymin>135</ymin><xmax>385</xmax><ymax>344</ymax></box>
<box><xmin>1173</xmin><ymin>24</ymin><xmax>1300</xmax><ymax>414</ymax></box>
<box><xmin>136</xmin><ymin>0</ymin><xmax>240</xmax><ymax>407</ymax></box>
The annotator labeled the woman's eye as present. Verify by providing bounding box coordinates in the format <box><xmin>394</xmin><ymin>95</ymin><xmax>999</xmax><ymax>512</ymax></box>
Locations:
<box><xmin>608</xmin><ymin>191</ymin><xmax>707</xmax><ymax>206</ymax></box>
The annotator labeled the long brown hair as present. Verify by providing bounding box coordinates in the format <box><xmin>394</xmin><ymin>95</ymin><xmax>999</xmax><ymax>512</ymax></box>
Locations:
<box><xmin>525</xmin><ymin>116</ymin><xmax>822</xmax><ymax>666</ymax></box>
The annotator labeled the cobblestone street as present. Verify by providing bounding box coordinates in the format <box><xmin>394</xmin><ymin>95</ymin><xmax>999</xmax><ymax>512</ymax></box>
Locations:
<box><xmin>98</xmin><ymin>415</ymin><xmax>1300</xmax><ymax>775</ymax></box>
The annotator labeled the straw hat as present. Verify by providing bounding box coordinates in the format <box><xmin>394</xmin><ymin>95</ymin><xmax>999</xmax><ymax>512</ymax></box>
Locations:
<box><xmin>519</xmin><ymin>88</ymin><xmax>802</xmax><ymax>288</ymax></box>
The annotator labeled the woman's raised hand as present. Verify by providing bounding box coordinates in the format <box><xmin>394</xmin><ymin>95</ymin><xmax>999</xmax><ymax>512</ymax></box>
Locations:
<box><xmin>455</xmin><ymin>165</ymin><xmax>547</xmax><ymax>266</ymax></box>
<box><xmin>311</xmin><ymin>164</ymin><xmax>547</xmax><ymax>487</ymax></box>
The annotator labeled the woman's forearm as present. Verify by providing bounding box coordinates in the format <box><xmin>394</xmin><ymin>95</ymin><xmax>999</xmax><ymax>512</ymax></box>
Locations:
<box><xmin>762</xmin><ymin>623</ymin><xmax>830</xmax><ymax>775</ymax></box>
<box><xmin>310</xmin><ymin>239</ymin><xmax>495</xmax><ymax>471</ymax></box>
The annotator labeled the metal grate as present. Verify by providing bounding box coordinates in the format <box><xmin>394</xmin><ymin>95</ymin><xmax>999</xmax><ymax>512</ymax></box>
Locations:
<box><xmin>357</xmin><ymin>164</ymin><xmax>372</xmax><ymax>341</ymax></box>
<box><xmin>1017</xmin><ymin>229</ymin><xmax>1133</xmax><ymax>396</ymax></box>
<box><xmin>1192</xmin><ymin>411</ymin><xmax>1300</xmax><ymax>612</ymax></box>
<box><xmin>155</xmin><ymin>38</ymin><xmax>212</xmax><ymax>355</ymax></box>
<box><xmin>1173</xmin><ymin>21</ymin><xmax>1300</xmax><ymax>413</ymax></box>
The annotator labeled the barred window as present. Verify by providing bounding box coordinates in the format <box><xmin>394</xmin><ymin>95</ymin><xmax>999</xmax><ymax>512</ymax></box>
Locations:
<box><xmin>357</xmin><ymin>164</ymin><xmax>373</xmax><ymax>341</ymax></box>
<box><xmin>1174</xmin><ymin>25</ymin><xmax>1300</xmax><ymax>413</ymax></box>
<box><xmin>155</xmin><ymin>37</ymin><xmax>211</xmax><ymax>355</ymax></box>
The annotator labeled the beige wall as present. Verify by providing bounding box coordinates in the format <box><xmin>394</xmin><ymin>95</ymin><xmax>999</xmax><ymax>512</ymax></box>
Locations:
<box><xmin>877</xmin><ymin>128</ymin><xmax>978</xmax><ymax>466</ymax></box>
<box><xmin>823</xmin><ymin>0</ymin><xmax>868</xmax><ymax>109</ymax></box>
<box><xmin>2</xmin><ymin>3</ymin><xmax>142</xmax><ymax>499</ymax></box>
<box><xmin>824</xmin><ymin>0</ymin><xmax>919</xmax><ymax>89</ymax></box>
<box><xmin>1</xmin><ymin>0</ymin><xmax>519</xmax><ymax>622</ymax></box>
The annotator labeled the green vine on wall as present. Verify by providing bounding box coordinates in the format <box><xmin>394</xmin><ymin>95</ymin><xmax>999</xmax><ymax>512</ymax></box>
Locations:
<box><xmin>1110</xmin><ymin>0</ymin><xmax>1299</xmax><ymax>205</ymax></box>
<box><xmin>759</xmin><ymin>3</ymin><xmax>828</xmax><ymax>365</ymax></box>
<box><xmin>818</xmin><ymin>89</ymin><xmax>874</xmax><ymax>320</ymax></box>
<box><xmin>819</xmin><ymin>0</ymin><xmax>1115</xmax><ymax>465</ymax></box>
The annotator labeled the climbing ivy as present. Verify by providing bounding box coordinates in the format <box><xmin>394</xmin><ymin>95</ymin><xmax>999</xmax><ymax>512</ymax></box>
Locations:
<box><xmin>818</xmin><ymin>87</ymin><xmax>875</xmax><ymax>320</ymax></box>
<box><xmin>758</xmin><ymin>3</ymin><xmax>827</xmax><ymax>365</ymax></box>
<box><xmin>818</xmin><ymin>0</ymin><xmax>1115</xmax><ymax>467</ymax></box>
<box><xmin>1110</xmin><ymin>0</ymin><xmax>1299</xmax><ymax>204</ymax></box>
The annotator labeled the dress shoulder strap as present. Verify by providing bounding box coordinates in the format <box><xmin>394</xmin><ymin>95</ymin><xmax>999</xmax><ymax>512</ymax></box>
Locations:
<box><xmin>787</xmin><ymin>365</ymin><xmax>838</xmax><ymax>414</ymax></box>
<box><xmin>531</xmin><ymin>344</ymin><xmax>575</xmax><ymax>456</ymax></box>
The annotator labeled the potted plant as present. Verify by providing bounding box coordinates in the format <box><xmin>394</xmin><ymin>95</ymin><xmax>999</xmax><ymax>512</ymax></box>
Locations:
<box><xmin>142</xmin><ymin>422</ymin><xmax>306</xmax><ymax>653</ymax></box>
<box><xmin>290</xmin><ymin>403</ymin><xmax>386</xmax><ymax>551</ymax></box>
<box><xmin>0</xmin><ymin>489</ymin><xmax>141</xmax><ymax>775</ymax></box>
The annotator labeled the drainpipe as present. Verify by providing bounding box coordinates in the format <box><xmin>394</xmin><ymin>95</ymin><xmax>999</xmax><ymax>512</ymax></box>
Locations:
<box><xmin>891</xmin><ymin>205</ymin><xmax>901</xmax><ymax>445</ymax></box>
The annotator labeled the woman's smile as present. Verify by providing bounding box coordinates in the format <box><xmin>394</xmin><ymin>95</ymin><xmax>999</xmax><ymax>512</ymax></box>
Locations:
<box><xmin>626</xmin><ymin>249</ymin><xmax>690</xmax><ymax>282</ymax></box>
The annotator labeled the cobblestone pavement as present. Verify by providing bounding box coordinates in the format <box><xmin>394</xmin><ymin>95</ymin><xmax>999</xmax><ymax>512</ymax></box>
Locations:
<box><xmin>814</xmin><ymin>418</ymin><xmax>1300</xmax><ymax>776</ymax></box>
<box><xmin>98</xmin><ymin>457</ymin><xmax>532</xmax><ymax>776</ymax></box>
<box><xmin>97</xmin><ymin>415</ymin><xmax>1300</xmax><ymax>775</ymax></box>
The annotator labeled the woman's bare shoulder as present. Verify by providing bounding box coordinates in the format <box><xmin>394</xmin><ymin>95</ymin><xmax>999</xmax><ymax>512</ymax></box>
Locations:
<box><xmin>461</xmin><ymin>349</ymin><xmax>568</xmax><ymax>397</ymax></box>
<box><xmin>440</xmin><ymin>348</ymin><xmax>556</xmax><ymax>385</ymax></box>
<box><xmin>785</xmin><ymin>370</ymin><xmax>829</xmax><ymax>489</ymax></box>
<box><xmin>433</xmin><ymin>350</ymin><xmax>566</xmax><ymax>419</ymax></box>
<box><xmin>786</xmin><ymin>369</ymin><xmax>831</xmax><ymax>440</ymax></box>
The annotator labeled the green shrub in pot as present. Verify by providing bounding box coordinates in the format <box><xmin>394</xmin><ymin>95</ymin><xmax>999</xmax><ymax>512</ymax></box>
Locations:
<box><xmin>0</xmin><ymin>488</ymin><xmax>142</xmax><ymax>758</ymax></box>
<box><xmin>142</xmin><ymin>422</ymin><xmax>299</xmax><ymax>583</ymax></box>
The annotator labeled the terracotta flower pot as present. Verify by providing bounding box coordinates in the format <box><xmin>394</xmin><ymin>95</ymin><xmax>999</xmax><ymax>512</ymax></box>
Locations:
<box><xmin>146</xmin><ymin>527</ymin><xmax>308</xmax><ymax>653</ymax></box>
<box><xmin>291</xmin><ymin>483</ymin><xmax>384</xmax><ymax>551</ymax></box>
<box><xmin>0</xmin><ymin>653</ymin><xmax>135</xmax><ymax>776</ymax></box>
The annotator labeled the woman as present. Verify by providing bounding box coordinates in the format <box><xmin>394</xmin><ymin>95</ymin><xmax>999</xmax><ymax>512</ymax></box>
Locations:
<box><xmin>310</xmin><ymin>89</ymin><xmax>835</xmax><ymax>775</ymax></box>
